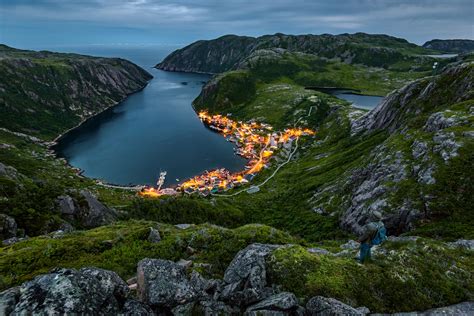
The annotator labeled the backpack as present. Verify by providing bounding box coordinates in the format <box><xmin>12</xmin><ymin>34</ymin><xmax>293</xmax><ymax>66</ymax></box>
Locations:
<box><xmin>371</xmin><ymin>224</ymin><xmax>387</xmax><ymax>245</ymax></box>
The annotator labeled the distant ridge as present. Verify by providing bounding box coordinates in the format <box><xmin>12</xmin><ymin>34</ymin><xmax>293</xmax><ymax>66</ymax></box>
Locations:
<box><xmin>422</xmin><ymin>39</ymin><xmax>474</xmax><ymax>53</ymax></box>
<box><xmin>156</xmin><ymin>32</ymin><xmax>432</xmax><ymax>74</ymax></box>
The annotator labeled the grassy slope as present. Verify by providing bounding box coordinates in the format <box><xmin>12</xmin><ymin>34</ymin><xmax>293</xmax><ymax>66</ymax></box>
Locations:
<box><xmin>1</xmin><ymin>220</ymin><xmax>472</xmax><ymax>313</ymax></box>
<box><xmin>0</xmin><ymin>45</ymin><xmax>151</xmax><ymax>139</ymax></box>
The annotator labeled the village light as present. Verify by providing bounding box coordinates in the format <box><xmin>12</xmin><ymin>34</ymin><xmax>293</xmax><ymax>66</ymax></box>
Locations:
<box><xmin>139</xmin><ymin>111</ymin><xmax>315</xmax><ymax>198</ymax></box>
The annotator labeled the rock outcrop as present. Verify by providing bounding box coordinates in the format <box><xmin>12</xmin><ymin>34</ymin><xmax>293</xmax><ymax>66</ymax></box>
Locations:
<box><xmin>0</xmin><ymin>268</ymin><xmax>129</xmax><ymax>315</ymax></box>
<box><xmin>305</xmin><ymin>296</ymin><xmax>366</xmax><ymax>315</ymax></box>
<box><xmin>56</xmin><ymin>191</ymin><xmax>117</xmax><ymax>229</ymax></box>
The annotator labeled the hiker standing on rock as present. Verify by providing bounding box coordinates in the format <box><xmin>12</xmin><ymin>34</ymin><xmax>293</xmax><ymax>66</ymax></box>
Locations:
<box><xmin>357</xmin><ymin>211</ymin><xmax>387</xmax><ymax>263</ymax></box>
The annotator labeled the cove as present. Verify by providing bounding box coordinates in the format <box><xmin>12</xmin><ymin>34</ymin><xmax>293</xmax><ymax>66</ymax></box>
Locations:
<box><xmin>53</xmin><ymin>45</ymin><xmax>247</xmax><ymax>186</ymax></box>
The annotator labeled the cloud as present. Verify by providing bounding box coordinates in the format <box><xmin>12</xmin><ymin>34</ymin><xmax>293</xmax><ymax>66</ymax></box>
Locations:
<box><xmin>0</xmin><ymin>0</ymin><xmax>472</xmax><ymax>46</ymax></box>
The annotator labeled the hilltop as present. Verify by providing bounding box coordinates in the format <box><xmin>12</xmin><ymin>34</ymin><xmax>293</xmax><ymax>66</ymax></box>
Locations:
<box><xmin>156</xmin><ymin>32</ymin><xmax>435</xmax><ymax>74</ymax></box>
<box><xmin>423</xmin><ymin>39</ymin><xmax>474</xmax><ymax>54</ymax></box>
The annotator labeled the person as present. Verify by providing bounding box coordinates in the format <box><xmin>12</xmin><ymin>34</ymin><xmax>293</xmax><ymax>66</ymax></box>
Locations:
<box><xmin>357</xmin><ymin>211</ymin><xmax>387</xmax><ymax>263</ymax></box>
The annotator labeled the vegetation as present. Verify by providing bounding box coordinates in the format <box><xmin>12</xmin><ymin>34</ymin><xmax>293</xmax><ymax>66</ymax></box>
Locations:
<box><xmin>0</xmin><ymin>221</ymin><xmax>298</xmax><ymax>290</ymax></box>
<box><xmin>268</xmin><ymin>240</ymin><xmax>473</xmax><ymax>313</ymax></box>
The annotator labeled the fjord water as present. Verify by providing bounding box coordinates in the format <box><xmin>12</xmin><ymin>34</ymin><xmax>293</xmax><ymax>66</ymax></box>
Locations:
<box><xmin>334</xmin><ymin>92</ymin><xmax>384</xmax><ymax>110</ymax></box>
<box><xmin>53</xmin><ymin>45</ymin><xmax>247</xmax><ymax>186</ymax></box>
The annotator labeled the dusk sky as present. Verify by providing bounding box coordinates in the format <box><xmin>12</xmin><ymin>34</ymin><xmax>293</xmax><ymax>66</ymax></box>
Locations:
<box><xmin>1</xmin><ymin>0</ymin><xmax>473</xmax><ymax>49</ymax></box>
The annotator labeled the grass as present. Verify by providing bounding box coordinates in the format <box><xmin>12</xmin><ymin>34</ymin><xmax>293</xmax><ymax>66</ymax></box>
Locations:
<box><xmin>0</xmin><ymin>221</ymin><xmax>298</xmax><ymax>290</ymax></box>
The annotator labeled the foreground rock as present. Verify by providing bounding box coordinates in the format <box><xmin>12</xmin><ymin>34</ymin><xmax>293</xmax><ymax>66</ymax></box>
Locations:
<box><xmin>221</xmin><ymin>243</ymin><xmax>280</xmax><ymax>306</ymax></box>
<box><xmin>137</xmin><ymin>258</ymin><xmax>197</xmax><ymax>309</ymax></box>
<box><xmin>305</xmin><ymin>296</ymin><xmax>366</xmax><ymax>315</ymax></box>
<box><xmin>1</xmin><ymin>242</ymin><xmax>472</xmax><ymax>315</ymax></box>
<box><xmin>0</xmin><ymin>268</ymin><xmax>129</xmax><ymax>315</ymax></box>
<box><xmin>0</xmin><ymin>214</ymin><xmax>17</xmax><ymax>240</ymax></box>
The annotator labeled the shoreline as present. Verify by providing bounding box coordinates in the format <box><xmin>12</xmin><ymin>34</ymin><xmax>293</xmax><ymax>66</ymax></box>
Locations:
<box><xmin>51</xmin><ymin>81</ymin><xmax>151</xmax><ymax>146</ymax></box>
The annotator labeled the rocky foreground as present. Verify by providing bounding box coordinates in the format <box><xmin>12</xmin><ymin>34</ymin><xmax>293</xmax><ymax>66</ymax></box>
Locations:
<box><xmin>1</xmin><ymin>241</ymin><xmax>473</xmax><ymax>315</ymax></box>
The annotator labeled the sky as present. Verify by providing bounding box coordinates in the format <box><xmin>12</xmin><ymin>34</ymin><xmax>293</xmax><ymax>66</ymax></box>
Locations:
<box><xmin>0</xmin><ymin>0</ymin><xmax>473</xmax><ymax>49</ymax></box>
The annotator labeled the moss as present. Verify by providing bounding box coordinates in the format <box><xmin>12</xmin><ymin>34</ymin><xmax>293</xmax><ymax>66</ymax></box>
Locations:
<box><xmin>267</xmin><ymin>241</ymin><xmax>473</xmax><ymax>313</ymax></box>
<box><xmin>0</xmin><ymin>221</ymin><xmax>297</xmax><ymax>290</ymax></box>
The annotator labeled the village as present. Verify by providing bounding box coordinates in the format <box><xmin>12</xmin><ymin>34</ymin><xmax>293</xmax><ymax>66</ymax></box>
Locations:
<box><xmin>139</xmin><ymin>111</ymin><xmax>314</xmax><ymax>198</ymax></box>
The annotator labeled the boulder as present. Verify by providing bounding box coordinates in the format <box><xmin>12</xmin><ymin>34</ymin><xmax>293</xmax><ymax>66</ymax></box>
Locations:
<box><xmin>0</xmin><ymin>214</ymin><xmax>17</xmax><ymax>240</ymax></box>
<box><xmin>136</xmin><ymin>258</ymin><xmax>197</xmax><ymax>308</ymax></box>
<box><xmin>175</xmin><ymin>224</ymin><xmax>193</xmax><ymax>230</ymax></box>
<box><xmin>78</xmin><ymin>190</ymin><xmax>118</xmax><ymax>228</ymax></box>
<box><xmin>56</xmin><ymin>195</ymin><xmax>77</xmax><ymax>216</ymax></box>
<box><xmin>147</xmin><ymin>227</ymin><xmax>161</xmax><ymax>243</ymax></box>
<box><xmin>6</xmin><ymin>268</ymin><xmax>129</xmax><ymax>315</ymax></box>
<box><xmin>245</xmin><ymin>292</ymin><xmax>300</xmax><ymax>315</ymax></box>
<box><xmin>447</xmin><ymin>239</ymin><xmax>474</xmax><ymax>250</ymax></box>
<box><xmin>120</xmin><ymin>299</ymin><xmax>155</xmax><ymax>316</ymax></box>
<box><xmin>307</xmin><ymin>248</ymin><xmax>332</xmax><ymax>256</ymax></box>
<box><xmin>221</xmin><ymin>243</ymin><xmax>280</xmax><ymax>306</ymax></box>
<box><xmin>197</xmin><ymin>300</ymin><xmax>239</xmax><ymax>315</ymax></box>
<box><xmin>383</xmin><ymin>301</ymin><xmax>474</xmax><ymax>315</ymax></box>
<box><xmin>305</xmin><ymin>296</ymin><xmax>365</xmax><ymax>316</ymax></box>
<box><xmin>0</xmin><ymin>286</ymin><xmax>20</xmax><ymax>316</ymax></box>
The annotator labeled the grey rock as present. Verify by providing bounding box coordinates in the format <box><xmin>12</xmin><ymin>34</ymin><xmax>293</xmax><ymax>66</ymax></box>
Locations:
<box><xmin>246</xmin><ymin>292</ymin><xmax>299</xmax><ymax>313</ymax></box>
<box><xmin>388</xmin><ymin>236</ymin><xmax>420</xmax><ymax>242</ymax></box>
<box><xmin>340</xmin><ymin>240</ymin><xmax>359</xmax><ymax>250</ymax></box>
<box><xmin>221</xmin><ymin>244</ymin><xmax>279</xmax><ymax>305</ymax></box>
<box><xmin>381</xmin><ymin>301</ymin><xmax>474</xmax><ymax>315</ymax></box>
<box><xmin>305</xmin><ymin>296</ymin><xmax>364</xmax><ymax>315</ymax></box>
<box><xmin>198</xmin><ymin>300</ymin><xmax>239</xmax><ymax>315</ymax></box>
<box><xmin>433</xmin><ymin>132</ymin><xmax>462</xmax><ymax>162</ymax></box>
<box><xmin>420</xmin><ymin>301</ymin><xmax>474</xmax><ymax>315</ymax></box>
<box><xmin>120</xmin><ymin>299</ymin><xmax>155</xmax><ymax>316</ymax></box>
<box><xmin>57</xmin><ymin>195</ymin><xmax>77</xmax><ymax>216</ymax></box>
<box><xmin>2</xmin><ymin>236</ymin><xmax>27</xmax><ymax>246</ymax></box>
<box><xmin>137</xmin><ymin>258</ymin><xmax>197</xmax><ymax>308</ymax></box>
<box><xmin>423</xmin><ymin>111</ymin><xmax>467</xmax><ymax>132</ymax></box>
<box><xmin>10</xmin><ymin>268</ymin><xmax>129</xmax><ymax>315</ymax></box>
<box><xmin>356</xmin><ymin>306</ymin><xmax>370</xmax><ymax>315</ymax></box>
<box><xmin>0</xmin><ymin>213</ymin><xmax>17</xmax><ymax>240</ymax></box>
<box><xmin>0</xmin><ymin>286</ymin><xmax>20</xmax><ymax>316</ymax></box>
<box><xmin>411</xmin><ymin>140</ymin><xmax>429</xmax><ymax>160</ymax></box>
<box><xmin>177</xmin><ymin>259</ymin><xmax>193</xmax><ymax>270</ymax></box>
<box><xmin>307</xmin><ymin>247</ymin><xmax>332</xmax><ymax>255</ymax></box>
<box><xmin>78</xmin><ymin>190</ymin><xmax>118</xmax><ymax>228</ymax></box>
<box><xmin>172</xmin><ymin>302</ymin><xmax>195</xmax><ymax>315</ymax></box>
<box><xmin>147</xmin><ymin>227</ymin><xmax>161</xmax><ymax>243</ymax></box>
<box><xmin>447</xmin><ymin>239</ymin><xmax>474</xmax><ymax>250</ymax></box>
<box><xmin>175</xmin><ymin>223</ymin><xmax>193</xmax><ymax>230</ymax></box>
<box><xmin>0</xmin><ymin>162</ymin><xmax>18</xmax><ymax>180</ymax></box>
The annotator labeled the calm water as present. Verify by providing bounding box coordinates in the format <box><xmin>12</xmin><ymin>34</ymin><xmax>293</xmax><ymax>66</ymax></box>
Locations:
<box><xmin>53</xmin><ymin>45</ymin><xmax>247</xmax><ymax>186</ymax></box>
<box><xmin>330</xmin><ymin>90</ymin><xmax>384</xmax><ymax>110</ymax></box>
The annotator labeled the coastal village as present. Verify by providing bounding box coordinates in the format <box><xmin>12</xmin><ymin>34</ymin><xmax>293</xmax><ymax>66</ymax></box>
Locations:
<box><xmin>140</xmin><ymin>111</ymin><xmax>314</xmax><ymax>197</ymax></box>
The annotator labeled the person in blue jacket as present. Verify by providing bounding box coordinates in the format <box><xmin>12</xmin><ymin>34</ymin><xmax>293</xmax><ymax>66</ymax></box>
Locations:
<box><xmin>357</xmin><ymin>211</ymin><xmax>387</xmax><ymax>263</ymax></box>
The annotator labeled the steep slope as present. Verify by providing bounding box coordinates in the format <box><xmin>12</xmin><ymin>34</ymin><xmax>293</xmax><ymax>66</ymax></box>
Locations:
<box><xmin>192</xmin><ymin>54</ymin><xmax>473</xmax><ymax>239</ymax></box>
<box><xmin>157</xmin><ymin>32</ymin><xmax>434</xmax><ymax>73</ymax></box>
<box><xmin>423</xmin><ymin>39</ymin><xmax>474</xmax><ymax>53</ymax></box>
<box><xmin>0</xmin><ymin>44</ymin><xmax>152</xmax><ymax>139</ymax></box>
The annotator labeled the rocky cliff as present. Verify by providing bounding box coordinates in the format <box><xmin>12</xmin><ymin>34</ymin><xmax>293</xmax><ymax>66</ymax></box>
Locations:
<box><xmin>157</xmin><ymin>32</ymin><xmax>432</xmax><ymax>73</ymax></box>
<box><xmin>0</xmin><ymin>44</ymin><xmax>152</xmax><ymax>139</ymax></box>
<box><xmin>423</xmin><ymin>39</ymin><xmax>474</xmax><ymax>53</ymax></box>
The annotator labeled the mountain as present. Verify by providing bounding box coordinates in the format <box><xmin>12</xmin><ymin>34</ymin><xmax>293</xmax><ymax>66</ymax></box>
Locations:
<box><xmin>0</xmin><ymin>44</ymin><xmax>152</xmax><ymax>139</ymax></box>
<box><xmin>423</xmin><ymin>39</ymin><xmax>474</xmax><ymax>53</ymax></box>
<box><xmin>156</xmin><ymin>32</ymin><xmax>434</xmax><ymax>73</ymax></box>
